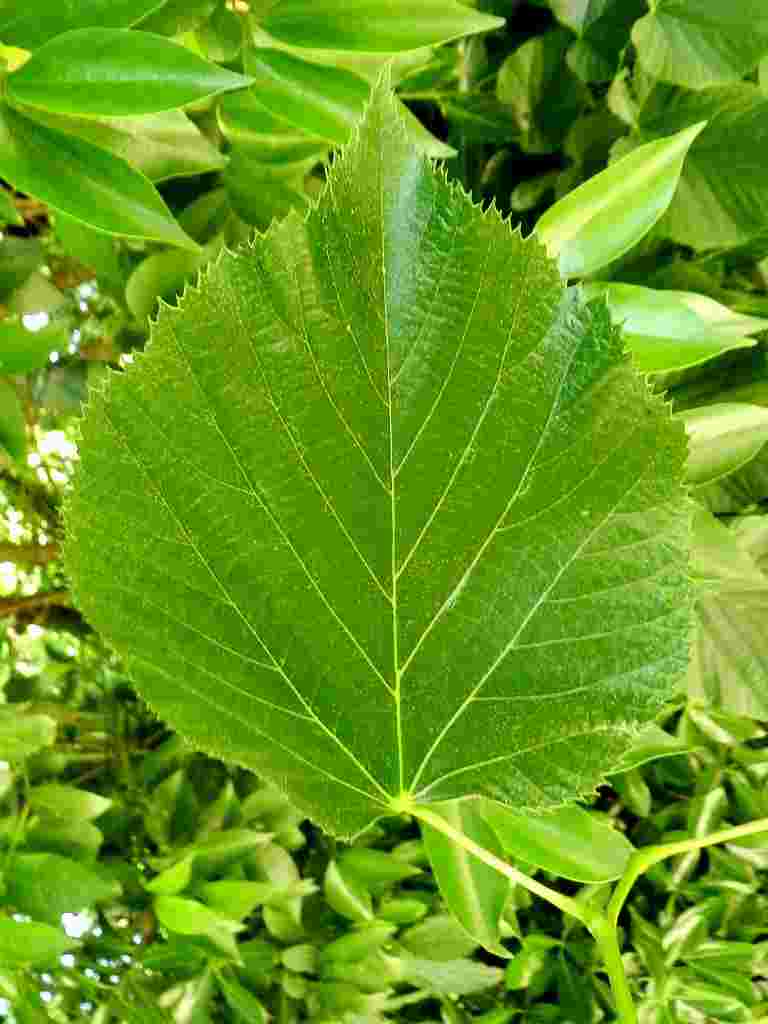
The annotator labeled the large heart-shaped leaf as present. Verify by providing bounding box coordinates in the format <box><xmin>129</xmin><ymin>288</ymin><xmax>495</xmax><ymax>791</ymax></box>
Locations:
<box><xmin>65</xmin><ymin>82</ymin><xmax>692</xmax><ymax>839</ymax></box>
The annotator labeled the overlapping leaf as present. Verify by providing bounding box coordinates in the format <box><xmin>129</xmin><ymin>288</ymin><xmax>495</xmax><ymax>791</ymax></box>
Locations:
<box><xmin>65</xmin><ymin>82</ymin><xmax>692</xmax><ymax>838</ymax></box>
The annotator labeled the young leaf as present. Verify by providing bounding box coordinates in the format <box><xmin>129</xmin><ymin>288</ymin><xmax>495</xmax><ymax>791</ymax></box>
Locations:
<box><xmin>480</xmin><ymin>802</ymin><xmax>633</xmax><ymax>883</ymax></box>
<box><xmin>0</xmin><ymin>706</ymin><xmax>56</xmax><ymax>761</ymax></box>
<box><xmin>0</xmin><ymin>0</ymin><xmax>164</xmax><ymax>48</ymax></box>
<box><xmin>0</xmin><ymin>919</ymin><xmax>77</xmax><ymax>966</ymax></box>
<box><xmin>675</xmin><ymin>403</ymin><xmax>768</xmax><ymax>487</ymax></box>
<box><xmin>259</xmin><ymin>1</ymin><xmax>505</xmax><ymax>52</ymax></box>
<box><xmin>0</xmin><ymin>104</ymin><xmax>197</xmax><ymax>249</ymax></box>
<box><xmin>64</xmin><ymin>81</ymin><xmax>692</xmax><ymax>841</ymax></box>
<box><xmin>535</xmin><ymin>122</ymin><xmax>705</xmax><ymax>277</ymax></box>
<box><xmin>0</xmin><ymin>378</ymin><xmax>27</xmax><ymax>459</ymax></box>
<box><xmin>6</xmin><ymin>28</ymin><xmax>252</xmax><ymax>118</ymax></box>
<box><xmin>421</xmin><ymin>799</ymin><xmax>510</xmax><ymax>956</ymax></box>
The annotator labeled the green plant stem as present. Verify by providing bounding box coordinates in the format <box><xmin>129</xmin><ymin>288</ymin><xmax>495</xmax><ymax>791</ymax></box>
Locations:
<box><xmin>589</xmin><ymin>916</ymin><xmax>638</xmax><ymax>1024</ymax></box>
<box><xmin>607</xmin><ymin>815</ymin><xmax>768</xmax><ymax>926</ymax></box>
<box><xmin>411</xmin><ymin>805</ymin><xmax>588</xmax><ymax>924</ymax></box>
<box><xmin>413</xmin><ymin>805</ymin><xmax>639</xmax><ymax>1024</ymax></box>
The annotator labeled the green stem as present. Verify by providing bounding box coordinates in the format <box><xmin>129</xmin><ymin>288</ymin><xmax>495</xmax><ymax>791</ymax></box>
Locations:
<box><xmin>607</xmin><ymin>816</ymin><xmax>768</xmax><ymax>926</ymax></box>
<box><xmin>411</xmin><ymin>805</ymin><xmax>589</xmax><ymax>925</ymax></box>
<box><xmin>590</xmin><ymin>916</ymin><xmax>638</xmax><ymax>1024</ymax></box>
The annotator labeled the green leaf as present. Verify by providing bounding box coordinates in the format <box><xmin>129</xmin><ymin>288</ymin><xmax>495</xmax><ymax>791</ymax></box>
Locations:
<box><xmin>392</xmin><ymin>955</ymin><xmax>502</xmax><ymax>995</ymax></box>
<box><xmin>580</xmin><ymin>283</ymin><xmax>765</xmax><ymax>374</ymax></box>
<box><xmin>496</xmin><ymin>29</ymin><xmax>586</xmax><ymax>154</ymax></box>
<box><xmin>126</xmin><ymin>250</ymin><xmax>205</xmax><ymax>322</ymax></box>
<box><xmin>688</xmin><ymin>508</ymin><xmax>768</xmax><ymax>717</ymax></box>
<box><xmin>638</xmin><ymin>84</ymin><xmax>768</xmax><ymax>253</ymax></box>
<box><xmin>0</xmin><ymin>0</ymin><xmax>164</xmax><ymax>48</ymax></box>
<box><xmin>0</xmin><ymin>188</ymin><xmax>22</xmax><ymax>225</ymax></box>
<box><xmin>421</xmin><ymin>800</ymin><xmax>509</xmax><ymax>957</ymax></box>
<box><xmin>399</xmin><ymin>914</ymin><xmax>477</xmax><ymax>960</ymax></box>
<box><xmin>632</xmin><ymin>1</ymin><xmax>768</xmax><ymax>89</ymax></box>
<box><xmin>0</xmin><ymin>104</ymin><xmax>197</xmax><ymax>249</ymax></box>
<box><xmin>137</xmin><ymin>0</ymin><xmax>217</xmax><ymax>37</ymax></box>
<box><xmin>259</xmin><ymin>1</ymin><xmax>504</xmax><ymax>52</ymax></box>
<box><xmin>217</xmin><ymin>974</ymin><xmax>269</xmax><ymax>1024</ymax></box>
<box><xmin>64</xmin><ymin>81</ymin><xmax>692</xmax><ymax>840</ymax></box>
<box><xmin>4</xmin><ymin>853</ymin><xmax>116</xmax><ymax>925</ymax></box>
<box><xmin>0</xmin><ymin>236</ymin><xmax>41</xmax><ymax>298</ymax></box>
<box><xmin>0</xmin><ymin>919</ymin><xmax>77</xmax><ymax>966</ymax></box>
<box><xmin>37</xmin><ymin>109</ymin><xmax>227</xmax><ymax>184</ymax></box>
<box><xmin>0</xmin><ymin>377</ymin><xmax>26</xmax><ymax>459</ymax></box>
<box><xmin>608</xmin><ymin>722</ymin><xmax>688</xmax><ymax>775</ymax></box>
<box><xmin>481</xmin><ymin>802</ymin><xmax>633</xmax><ymax>883</ymax></box>
<box><xmin>536</xmin><ymin>121</ymin><xmax>705</xmax><ymax>277</ymax></box>
<box><xmin>675</xmin><ymin>403</ymin><xmax>768</xmax><ymax>487</ymax></box>
<box><xmin>29</xmin><ymin>783</ymin><xmax>112</xmax><ymax>821</ymax></box>
<box><xmin>7</xmin><ymin>28</ymin><xmax>252</xmax><ymax>118</ymax></box>
<box><xmin>0</xmin><ymin>706</ymin><xmax>56</xmax><ymax>761</ymax></box>
<box><xmin>0</xmin><ymin>319</ymin><xmax>69</xmax><ymax>374</ymax></box>
<box><xmin>154</xmin><ymin>895</ymin><xmax>242</xmax><ymax>960</ymax></box>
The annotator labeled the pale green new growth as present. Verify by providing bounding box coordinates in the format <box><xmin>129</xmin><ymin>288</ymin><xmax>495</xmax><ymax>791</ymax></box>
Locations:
<box><xmin>65</xmin><ymin>81</ymin><xmax>693</xmax><ymax>838</ymax></box>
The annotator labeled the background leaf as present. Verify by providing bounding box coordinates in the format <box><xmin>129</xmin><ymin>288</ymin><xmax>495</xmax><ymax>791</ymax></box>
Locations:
<box><xmin>0</xmin><ymin>0</ymin><xmax>164</xmax><ymax>48</ymax></box>
<box><xmin>259</xmin><ymin>1</ymin><xmax>505</xmax><ymax>52</ymax></box>
<box><xmin>7</xmin><ymin>28</ymin><xmax>252</xmax><ymax>117</ymax></box>
<box><xmin>65</xmin><ymin>83</ymin><xmax>692</xmax><ymax>840</ymax></box>
<box><xmin>0</xmin><ymin>103</ymin><xmax>197</xmax><ymax>248</ymax></box>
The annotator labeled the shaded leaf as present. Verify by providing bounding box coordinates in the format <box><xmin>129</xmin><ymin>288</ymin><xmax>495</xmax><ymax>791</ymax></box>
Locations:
<box><xmin>64</xmin><ymin>82</ymin><xmax>692</xmax><ymax>840</ymax></box>
<box><xmin>421</xmin><ymin>799</ymin><xmax>509</xmax><ymax>957</ymax></box>
<box><xmin>633</xmin><ymin>1</ymin><xmax>768</xmax><ymax>89</ymax></box>
<box><xmin>0</xmin><ymin>103</ymin><xmax>196</xmax><ymax>249</ymax></box>
<box><xmin>676</xmin><ymin>403</ymin><xmax>768</xmax><ymax>487</ymax></box>
<box><xmin>0</xmin><ymin>377</ymin><xmax>26</xmax><ymax>459</ymax></box>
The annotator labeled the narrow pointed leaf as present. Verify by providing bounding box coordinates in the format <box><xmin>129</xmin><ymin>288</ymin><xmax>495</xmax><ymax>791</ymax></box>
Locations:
<box><xmin>6</xmin><ymin>28</ymin><xmax>252</xmax><ymax>118</ymax></box>
<box><xmin>0</xmin><ymin>104</ymin><xmax>197</xmax><ymax>249</ymax></box>
<box><xmin>535</xmin><ymin>122</ymin><xmax>706</xmax><ymax>277</ymax></box>
<box><xmin>421</xmin><ymin>799</ymin><xmax>510</xmax><ymax>957</ymax></box>
<box><xmin>480</xmin><ymin>802</ymin><xmax>633</xmax><ymax>883</ymax></box>
<box><xmin>64</xmin><ymin>82</ymin><xmax>692</xmax><ymax>841</ymax></box>
<box><xmin>580</xmin><ymin>282</ymin><xmax>765</xmax><ymax>374</ymax></box>
<box><xmin>0</xmin><ymin>0</ymin><xmax>164</xmax><ymax>48</ymax></box>
<box><xmin>260</xmin><ymin>1</ymin><xmax>505</xmax><ymax>52</ymax></box>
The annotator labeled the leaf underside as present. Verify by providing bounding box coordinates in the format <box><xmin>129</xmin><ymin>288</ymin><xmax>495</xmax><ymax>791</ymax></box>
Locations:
<box><xmin>65</xmin><ymin>82</ymin><xmax>693</xmax><ymax>838</ymax></box>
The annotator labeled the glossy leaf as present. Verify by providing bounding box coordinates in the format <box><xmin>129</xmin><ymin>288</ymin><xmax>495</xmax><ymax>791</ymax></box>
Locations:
<box><xmin>0</xmin><ymin>0</ymin><xmax>164</xmax><ymax>48</ymax></box>
<box><xmin>608</xmin><ymin>723</ymin><xmax>689</xmax><ymax>775</ymax></box>
<box><xmin>0</xmin><ymin>377</ymin><xmax>26</xmax><ymax>459</ymax></box>
<box><xmin>580</xmin><ymin>282</ymin><xmax>766</xmax><ymax>374</ymax></box>
<box><xmin>535</xmin><ymin>122</ymin><xmax>705</xmax><ymax>277</ymax></box>
<box><xmin>126</xmin><ymin>250</ymin><xmax>205</xmax><ymax>322</ymax></box>
<box><xmin>481</xmin><ymin>802</ymin><xmax>633</xmax><ymax>883</ymax></box>
<box><xmin>0</xmin><ymin>104</ymin><xmax>196</xmax><ymax>249</ymax></box>
<box><xmin>676</xmin><ymin>403</ymin><xmax>768</xmax><ymax>487</ymax></box>
<box><xmin>260</xmin><ymin>1</ymin><xmax>504</xmax><ymax>52</ymax></box>
<box><xmin>7</xmin><ymin>28</ymin><xmax>252</xmax><ymax>118</ymax></box>
<box><xmin>30</xmin><ymin>784</ymin><xmax>112</xmax><ymax>821</ymax></box>
<box><xmin>64</xmin><ymin>82</ymin><xmax>692</xmax><ymax>840</ymax></box>
<box><xmin>633</xmin><ymin>1</ymin><xmax>768</xmax><ymax>89</ymax></box>
<box><xmin>421</xmin><ymin>800</ymin><xmax>510</xmax><ymax>956</ymax></box>
<box><xmin>154</xmin><ymin>895</ymin><xmax>243</xmax><ymax>959</ymax></box>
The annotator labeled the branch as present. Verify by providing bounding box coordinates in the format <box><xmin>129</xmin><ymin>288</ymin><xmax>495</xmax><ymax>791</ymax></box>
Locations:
<box><xmin>0</xmin><ymin>590</ymin><xmax>71</xmax><ymax>617</ymax></box>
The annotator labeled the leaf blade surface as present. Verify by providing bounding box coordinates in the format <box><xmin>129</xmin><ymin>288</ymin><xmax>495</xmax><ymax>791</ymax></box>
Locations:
<box><xmin>65</xmin><ymin>84</ymin><xmax>692</xmax><ymax>837</ymax></box>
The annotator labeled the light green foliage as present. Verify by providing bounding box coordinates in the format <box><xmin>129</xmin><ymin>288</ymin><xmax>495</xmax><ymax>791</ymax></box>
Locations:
<box><xmin>65</xmin><ymin>82</ymin><xmax>692</xmax><ymax>840</ymax></box>
<box><xmin>0</xmin><ymin>0</ymin><xmax>165</xmax><ymax>48</ymax></box>
<box><xmin>632</xmin><ymin>0</ymin><xmax>768</xmax><ymax>89</ymax></box>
